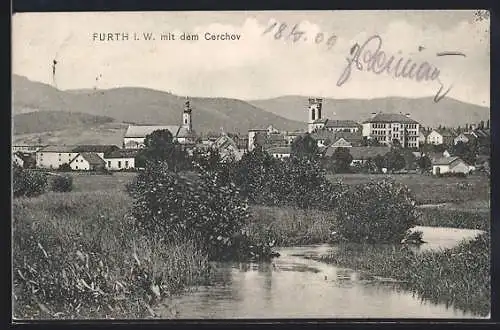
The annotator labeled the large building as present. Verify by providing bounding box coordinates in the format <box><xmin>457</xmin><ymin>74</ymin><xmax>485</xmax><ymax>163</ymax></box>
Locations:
<box><xmin>307</xmin><ymin>98</ymin><xmax>361</xmax><ymax>133</ymax></box>
<box><xmin>123</xmin><ymin>99</ymin><xmax>197</xmax><ymax>149</ymax></box>
<box><xmin>36</xmin><ymin>145</ymin><xmax>119</xmax><ymax>169</ymax></box>
<box><xmin>361</xmin><ymin>112</ymin><xmax>421</xmax><ymax>148</ymax></box>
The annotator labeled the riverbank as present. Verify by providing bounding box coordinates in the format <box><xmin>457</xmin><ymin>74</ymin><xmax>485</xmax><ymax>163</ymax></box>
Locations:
<box><xmin>12</xmin><ymin>191</ymin><xmax>210</xmax><ymax>319</ymax></box>
<box><xmin>315</xmin><ymin>233</ymin><xmax>490</xmax><ymax>317</ymax></box>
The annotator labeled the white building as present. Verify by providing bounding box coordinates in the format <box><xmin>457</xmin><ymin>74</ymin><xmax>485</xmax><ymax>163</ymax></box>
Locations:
<box><xmin>361</xmin><ymin>112</ymin><xmax>420</xmax><ymax>148</ymax></box>
<box><xmin>267</xmin><ymin>146</ymin><xmax>292</xmax><ymax>159</ymax></box>
<box><xmin>432</xmin><ymin>157</ymin><xmax>471</xmax><ymax>175</ymax></box>
<box><xmin>247</xmin><ymin>128</ymin><xmax>268</xmax><ymax>151</ymax></box>
<box><xmin>36</xmin><ymin>145</ymin><xmax>119</xmax><ymax>169</ymax></box>
<box><xmin>103</xmin><ymin>149</ymin><xmax>138</xmax><ymax>171</ymax></box>
<box><xmin>69</xmin><ymin>152</ymin><xmax>106</xmax><ymax>171</ymax></box>
<box><xmin>123</xmin><ymin>99</ymin><xmax>197</xmax><ymax>149</ymax></box>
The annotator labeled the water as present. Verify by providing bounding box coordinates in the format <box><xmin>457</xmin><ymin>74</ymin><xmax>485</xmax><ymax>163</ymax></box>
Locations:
<box><xmin>158</xmin><ymin>226</ymin><xmax>486</xmax><ymax>319</ymax></box>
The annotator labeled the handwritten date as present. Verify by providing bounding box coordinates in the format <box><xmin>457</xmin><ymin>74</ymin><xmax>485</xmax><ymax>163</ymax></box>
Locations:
<box><xmin>263</xmin><ymin>21</ymin><xmax>337</xmax><ymax>50</ymax></box>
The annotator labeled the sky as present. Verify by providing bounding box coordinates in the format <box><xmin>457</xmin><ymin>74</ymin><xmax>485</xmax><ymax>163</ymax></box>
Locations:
<box><xmin>12</xmin><ymin>11</ymin><xmax>490</xmax><ymax>106</ymax></box>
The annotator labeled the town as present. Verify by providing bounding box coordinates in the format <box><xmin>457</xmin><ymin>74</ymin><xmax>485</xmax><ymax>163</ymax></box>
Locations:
<box><xmin>12</xmin><ymin>97</ymin><xmax>491</xmax><ymax>177</ymax></box>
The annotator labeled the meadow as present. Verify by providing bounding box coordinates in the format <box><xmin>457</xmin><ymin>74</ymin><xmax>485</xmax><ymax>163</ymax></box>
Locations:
<box><xmin>13</xmin><ymin>170</ymin><xmax>491</xmax><ymax>318</ymax></box>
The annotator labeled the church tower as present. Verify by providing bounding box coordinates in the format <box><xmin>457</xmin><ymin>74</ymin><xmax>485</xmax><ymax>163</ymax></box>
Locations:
<box><xmin>182</xmin><ymin>97</ymin><xmax>193</xmax><ymax>131</ymax></box>
<box><xmin>307</xmin><ymin>98</ymin><xmax>323</xmax><ymax>133</ymax></box>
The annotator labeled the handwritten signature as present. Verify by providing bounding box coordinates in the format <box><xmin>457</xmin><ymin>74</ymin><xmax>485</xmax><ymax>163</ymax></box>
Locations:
<box><xmin>337</xmin><ymin>35</ymin><xmax>466</xmax><ymax>103</ymax></box>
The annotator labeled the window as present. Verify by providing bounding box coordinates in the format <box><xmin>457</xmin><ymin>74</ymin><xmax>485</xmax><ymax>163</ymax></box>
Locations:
<box><xmin>125</xmin><ymin>161</ymin><xmax>129</xmax><ymax>168</ymax></box>
<box><xmin>108</xmin><ymin>161</ymin><xmax>111</xmax><ymax>168</ymax></box>
<box><xmin>118</xmin><ymin>161</ymin><xmax>122</xmax><ymax>168</ymax></box>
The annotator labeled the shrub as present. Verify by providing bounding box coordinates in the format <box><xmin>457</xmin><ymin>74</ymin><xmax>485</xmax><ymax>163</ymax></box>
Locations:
<box><xmin>336</xmin><ymin>179</ymin><xmax>420</xmax><ymax>243</ymax></box>
<box><xmin>58</xmin><ymin>163</ymin><xmax>72</xmax><ymax>172</ymax></box>
<box><xmin>50</xmin><ymin>175</ymin><xmax>73</xmax><ymax>192</ymax></box>
<box><xmin>13</xmin><ymin>165</ymin><xmax>47</xmax><ymax>198</ymax></box>
<box><xmin>438</xmin><ymin>172</ymin><xmax>467</xmax><ymax>178</ymax></box>
<box><xmin>127</xmin><ymin>160</ymin><xmax>250</xmax><ymax>260</ymax></box>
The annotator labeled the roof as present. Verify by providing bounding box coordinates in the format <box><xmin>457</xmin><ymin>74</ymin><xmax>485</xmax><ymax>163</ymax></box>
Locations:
<box><xmin>312</xmin><ymin>119</ymin><xmax>328</xmax><ymax>124</ymax></box>
<box><xmin>473</xmin><ymin>129</ymin><xmax>490</xmax><ymax>138</ymax></box>
<box><xmin>248</xmin><ymin>128</ymin><xmax>269</xmax><ymax>131</ymax></box>
<box><xmin>14</xmin><ymin>151</ymin><xmax>35</xmax><ymax>162</ymax></box>
<box><xmin>72</xmin><ymin>145</ymin><xmax>119</xmax><ymax>153</ymax></box>
<box><xmin>324</xmin><ymin>120</ymin><xmax>360</xmax><ymax>128</ymax></box>
<box><xmin>266</xmin><ymin>146</ymin><xmax>292</xmax><ymax>154</ymax></box>
<box><xmin>72</xmin><ymin>152</ymin><xmax>106</xmax><ymax>166</ymax></box>
<box><xmin>433</xmin><ymin>129</ymin><xmax>454</xmax><ymax>137</ymax></box>
<box><xmin>310</xmin><ymin>130</ymin><xmax>337</xmax><ymax>140</ymax></box>
<box><xmin>38</xmin><ymin>145</ymin><xmax>78</xmax><ymax>153</ymax></box>
<box><xmin>104</xmin><ymin>149</ymin><xmax>140</xmax><ymax>159</ymax></box>
<box><xmin>331</xmin><ymin>138</ymin><xmax>352</xmax><ymax>148</ymax></box>
<box><xmin>332</xmin><ymin>131</ymin><xmax>363</xmax><ymax>144</ymax></box>
<box><xmin>362</xmin><ymin>113</ymin><xmax>419</xmax><ymax>124</ymax></box>
<box><xmin>286</xmin><ymin>131</ymin><xmax>305</xmax><ymax>137</ymax></box>
<box><xmin>124</xmin><ymin>125</ymin><xmax>181</xmax><ymax>138</ymax></box>
<box><xmin>324</xmin><ymin>146</ymin><xmax>390</xmax><ymax>158</ymax></box>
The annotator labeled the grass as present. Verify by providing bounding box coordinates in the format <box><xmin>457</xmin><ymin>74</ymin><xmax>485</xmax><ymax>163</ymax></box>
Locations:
<box><xmin>316</xmin><ymin>233</ymin><xmax>490</xmax><ymax>317</ymax></box>
<box><xmin>68</xmin><ymin>172</ymin><xmax>137</xmax><ymax>192</ymax></box>
<box><xmin>246</xmin><ymin>205</ymin><xmax>335</xmax><ymax>247</ymax></box>
<box><xmin>418</xmin><ymin>207</ymin><xmax>490</xmax><ymax>231</ymax></box>
<box><xmin>327</xmin><ymin>173</ymin><xmax>490</xmax><ymax>205</ymax></box>
<box><xmin>12</xmin><ymin>191</ymin><xmax>210</xmax><ymax>319</ymax></box>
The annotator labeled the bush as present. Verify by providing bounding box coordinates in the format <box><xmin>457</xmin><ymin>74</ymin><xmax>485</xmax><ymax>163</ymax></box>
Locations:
<box><xmin>127</xmin><ymin>160</ymin><xmax>250</xmax><ymax>260</ymax></box>
<box><xmin>50</xmin><ymin>175</ymin><xmax>73</xmax><ymax>192</ymax></box>
<box><xmin>336</xmin><ymin>179</ymin><xmax>420</xmax><ymax>243</ymax></box>
<box><xmin>438</xmin><ymin>172</ymin><xmax>467</xmax><ymax>178</ymax></box>
<box><xmin>13</xmin><ymin>165</ymin><xmax>47</xmax><ymax>198</ymax></box>
<box><xmin>58</xmin><ymin>163</ymin><xmax>72</xmax><ymax>172</ymax></box>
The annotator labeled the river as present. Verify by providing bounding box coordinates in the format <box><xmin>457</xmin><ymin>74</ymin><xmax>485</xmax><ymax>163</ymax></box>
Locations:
<box><xmin>158</xmin><ymin>226</ymin><xmax>486</xmax><ymax>319</ymax></box>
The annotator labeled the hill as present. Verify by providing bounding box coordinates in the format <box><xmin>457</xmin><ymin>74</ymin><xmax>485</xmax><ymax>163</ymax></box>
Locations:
<box><xmin>13</xmin><ymin>111</ymin><xmax>115</xmax><ymax>135</ymax></box>
<box><xmin>12</xmin><ymin>75</ymin><xmax>306</xmax><ymax>134</ymax></box>
<box><xmin>249</xmin><ymin>96</ymin><xmax>490</xmax><ymax>128</ymax></box>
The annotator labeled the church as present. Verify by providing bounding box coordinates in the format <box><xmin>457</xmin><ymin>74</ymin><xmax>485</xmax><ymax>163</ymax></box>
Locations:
<box><xmin>123</xmin><ymin>99</ymin><xmax>198</xmax><ymax>149</ymax></box>
<box><xmin>307</xmin><ymin>98</ymin><xmax>361</xmax><ymax>134</ymax></box>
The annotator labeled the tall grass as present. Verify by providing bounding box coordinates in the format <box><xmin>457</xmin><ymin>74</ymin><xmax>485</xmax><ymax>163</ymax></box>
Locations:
<box><xmin>317</xmin><ymin>233</ymin><xmax>490</xmax><ymax>317</ymax></box>
<box><xmin>246</xmin><ymin>205</ymin><xmax>335</xmax><ymax>246</ymax></box>
<box><xmin>418</xmin><ymin>207</ymin><xmax>490</xmax><ymax>231</ymax></box>
<box><xmin>12</xmin><ymin>191</ymin><xmax>210</xmax><ymax>319</ymax></box>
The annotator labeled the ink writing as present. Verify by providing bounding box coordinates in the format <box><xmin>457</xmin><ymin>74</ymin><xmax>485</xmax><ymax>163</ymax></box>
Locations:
<box><xmin>263</xmin><ymin>21</ymin><xmax>338</xmax><ymax>50</ymax></box>
<box><xmin>337</xmin><ymin>35</ymin><xmax>465</xmax><ymax>103</ymax></box>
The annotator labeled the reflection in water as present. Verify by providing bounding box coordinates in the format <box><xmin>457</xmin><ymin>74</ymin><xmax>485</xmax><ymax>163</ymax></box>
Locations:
<box><xmin>159</xmin><ymin>226</ymin><xmax>486</xmax><ymax>319</ymax></box>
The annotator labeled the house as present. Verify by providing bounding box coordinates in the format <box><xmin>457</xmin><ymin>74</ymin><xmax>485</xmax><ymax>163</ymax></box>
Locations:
<box><xmin>212</xmin><ymin>134</ymin><xmax>244</xmax><ymax>161</ymax></box>
<box><xmin>310</xmin><ymin>130</ymin><xmax>337</xmax><ymax>147</ymax></box>
<box><xmin>284</xmin><ymin>131</ymin><xmax>305</xmax><ymax>145</ymax></box>
<box><xmin>13</xmin><ymin>151</ymin><xmax>36</xmax><ymax>168</ymax></box>
<box><xmin>36</xmin><ymin>144</ymin><xmax>120</xmax><ymax>169</ymax></box>
<box><xmin>332</xmin><ymin>131</ymin><xmax>363</xmax><ymax>146</ymax></box>
<box><xmin>306</xmin><ymin>98</ymin><xmax>361</xmax><ymax>133</ymax></box>
<box><xmin>323</xmin><ymin>146</ymin><xmax>391</xmax><ymax>164</ymax></box>
<box><xmin>361</xmin><ymin>112</ymin><xmax>421</xmax><ymax>148</ymax></box>
<box><xmin>431</xmin><ymin>156</ymin><xmax>471</xmax><ymax>175</ymax></box>
<box><xmin>267</xmin><ymin>146</ymin><xmax>292</xmax><ymax>159</ymax></box>
<box><xmin>247</xmin><ymin>128</ymin><xmax>268</xmax><ymax>151</ymax></box>
<box><xmin>103</xmin><ymin>149</ymin><xmax>138</xmax><ymax>171</ymax></box>
<box><xmin>454</xmin><ymin>132</ymin><xmax>477</xmax><ymax>145</ymax></box>
<box><xmin>426</xmin><ymin>129</ymin><xmax>454</xmax><ymax>146</ymax></box>
<box><xmin>69</xmin><ymin>152</ymin><xmax>106</xmax><ymax>171</ymax></box>
<box><xmin>123</xmin><ymin>99</ymin><xmax>197</xmax><ymax>149</ymax></box>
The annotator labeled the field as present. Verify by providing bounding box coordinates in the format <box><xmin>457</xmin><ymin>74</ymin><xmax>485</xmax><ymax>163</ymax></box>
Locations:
<box><xmin>327</xmin><ymin>173</ymin><xmax>490</xmax><ymax>205</ymax></box>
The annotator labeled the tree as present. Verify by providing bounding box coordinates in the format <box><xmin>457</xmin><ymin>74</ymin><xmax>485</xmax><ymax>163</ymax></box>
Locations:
<box><xmin>486</xmin><ymin>120</ymin><xmax>490</xmax><ymax>129</ymax></box>
<box><xmin>479</xmin><ymin>120</ymin><xmax>485</xmax><ymax>129</ymax></box>
<box><xmin>291</xmin><ymin>133</ymin><xmax>319</xmax><ymax>158</ymax></box>
<box><xmin>140</xmin><ymin>129</ymin><xmax>191</xmax><ymax>172</ymax></box>
<box><xmin>452</xmin><ymin>141</ymin><xmax>477</xmax><ymax>164</ymax></box>
<box><xmin>332</xmin><ymin>147</ymin><xmax>353</xmax><ymax>173</ymax></box>
<box><xmin>392</xmin><ymin>139</ymin><xmax>401</xmax><ymax>149</ymax></box>
<box><xmin>384</xmin><ymin>150</ymin><xmax>406</xmax><ymax>172</ymax></box>
<box><xmin>374</xmin><ymin>154</ymin><xmax>385</xmax><ymax>172</ymax></box>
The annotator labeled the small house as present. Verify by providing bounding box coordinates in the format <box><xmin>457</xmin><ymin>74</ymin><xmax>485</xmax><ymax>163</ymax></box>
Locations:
<box><xmin>431</xmin><ymin>156</ymin><xmax>471</xmax><ymax>175</ymax></box>
<box><xmin>267</xmin><ymin>146</ymin><xmax>292</xmax><ymax>159</ymax></box>
<box><xmin>103</xmin><ymin>149</ymin><xmax>138</xmax><ymax>171</ymax></box>
<box><xmin>70</xmin><ymin>152</ymin><xmax>106</xmax><ymax>171</ymax></box>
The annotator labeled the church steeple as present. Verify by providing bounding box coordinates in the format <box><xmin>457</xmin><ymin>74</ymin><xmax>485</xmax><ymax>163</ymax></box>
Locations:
<box><xmin>307</xmin><ymin>98</ymin><xmax>323</xmax><ymax>133</ymax></box>
<box><xmin>182</xmin><ymin>97</ymin><xmax>192</xmax><ymax>131</ymax></box>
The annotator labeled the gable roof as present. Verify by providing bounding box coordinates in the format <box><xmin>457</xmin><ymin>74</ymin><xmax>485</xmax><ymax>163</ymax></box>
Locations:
<box><xmin>124</xmin><ymin>125</ymin><xmax>181</xmax><ymax>138</ymax></box>
<box><xmin>72</xmin><ymin>152</ymin><xmax>106</xmax><ymax>166</ymax></box>
<box><xmin>39</xmin><ymin>145</ymin><xmax>78</xmax><ymax>153</ymax></box>
<box><xmin>72</xmin><ymin>145</ymin><xmax>119</xmax><ymax>153</ymax></box>
<box><xmin>363</xmin><ymin>113</ymin><xmax>419</xmax><ymax>124</ymax></box>
<box><xmin>104</xmin><ymin>149</ymin><xmax>140</xmax><ymax>159</ymax></box>
<box><xmin>312</xmin><ymin>119</ymin><xmax>328</xmax><ymax>124</ymax></box>
<box><xmin>331</xmin><ymin>138</ymin><xmax>352</xmax><ymax>148</ymax></box>
<box><xmin>431</xmin><ymin>156</ymin><xmax>461</xmax><ymax>166</ymax></box>
<box><xmin>324</xmin><ymin>119</ymin><xmax>360</xmax><ymax>128</ymax></box>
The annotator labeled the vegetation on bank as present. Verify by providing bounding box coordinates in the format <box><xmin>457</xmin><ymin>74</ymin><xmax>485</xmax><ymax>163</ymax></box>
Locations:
<box><xmin>12</xmin><ymin>192</ymin><xmax>210</xmax><ymax>319</ymax></box>
<box><xmin>316</xmin><ymin>233</ymin><xmax>490</xmax><ymax>317</ymax></box>
<box><xmin>418</xmin><ymin>207</ymin><xmax>490</xmax><ymax>231</ymax></box>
